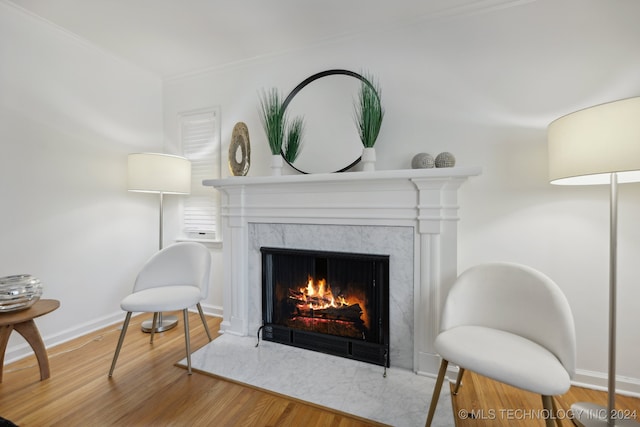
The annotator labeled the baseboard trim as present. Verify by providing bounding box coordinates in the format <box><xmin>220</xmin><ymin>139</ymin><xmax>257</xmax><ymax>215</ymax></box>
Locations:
<box><xmin>572</xmin><ymin>369</ymin><xmax>640</xmax><ymax>398</ymax></box>
<box><xmin>6</xmin><ymin>305</ymin><xmax>639</xmax><ymax>400</ymax></box>
<box><xmin>196</xmin><ymin>303</ymin><xmax>223</xmax><ymax>318</ymax></box>
<box><xmin>416</xmin><ymin>361</ymin><xmax>640</xmax><ymax>399</ymax></box>
<box><xmin>4</xmin><ymin>310</ymin><xmax>125</xmax><ymax>365</ymax></box>
<box><xmin>4</xmin><ymin>304</ymin><xmax>224</xmax><ymax>365</ymax></box>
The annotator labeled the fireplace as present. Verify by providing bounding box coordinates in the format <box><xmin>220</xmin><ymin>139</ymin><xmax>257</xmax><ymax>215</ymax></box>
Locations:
<box><xmin>205</xmin><ymin>167</ymin><xmax>480</xmax><ymax>375</ymax></box>
<box><xmin>261</xmin><ymin>247</ymin><xmax>390</xmax><ymax>366</ymax></box>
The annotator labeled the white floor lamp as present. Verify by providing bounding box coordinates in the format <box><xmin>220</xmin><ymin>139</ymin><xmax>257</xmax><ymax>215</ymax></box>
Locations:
<box><xmin>128</xmin><ymin>152</ymin><xmax>191</xmax><ymax>332</ymax></box>
<box><xmin>548</xmin><ymin>97</ymin><xmax>640</xmax><ymax>427</ymax></box>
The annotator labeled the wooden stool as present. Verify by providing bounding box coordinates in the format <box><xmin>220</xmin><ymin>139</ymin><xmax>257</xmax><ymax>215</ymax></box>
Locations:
<box><xmin>0</xmin><ymin>299</ymin><xmax>60</xmax><ymax>382</ymax></box>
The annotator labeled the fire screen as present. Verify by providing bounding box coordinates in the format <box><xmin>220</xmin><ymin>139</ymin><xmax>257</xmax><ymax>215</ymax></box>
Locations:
<box><xmin>261</xmin><ymin>247</ymin><xmax>389</xmax><ymax>366</ymax></box>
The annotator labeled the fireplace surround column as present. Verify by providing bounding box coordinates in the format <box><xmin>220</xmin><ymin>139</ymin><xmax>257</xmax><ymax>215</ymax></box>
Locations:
<box><xmin>412</xmin><ymin>177</ymin><xmax>466</xmax><ymax>374</ymax></box>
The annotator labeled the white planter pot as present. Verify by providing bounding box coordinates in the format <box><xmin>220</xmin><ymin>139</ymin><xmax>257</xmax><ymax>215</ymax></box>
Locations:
<box><xmin>271</xmin><ymin>154</ymin><xmax>283</xmax><ymax>176</ymax></box>
<box><xmin>361</xmin><ymin>147</ymin><xmax>376</xmax><ymax>172</ymax></box>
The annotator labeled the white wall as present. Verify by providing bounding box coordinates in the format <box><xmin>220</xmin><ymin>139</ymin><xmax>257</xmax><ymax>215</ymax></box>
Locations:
<box><xmin>163</xmin><ymin>0</ymin><xmax>640</xmax><ymax>393</ymax></box>
<box><xmin>0</xmin><ymin>3</ymin><xmax>165</xmax><ymax>361</ymax></box>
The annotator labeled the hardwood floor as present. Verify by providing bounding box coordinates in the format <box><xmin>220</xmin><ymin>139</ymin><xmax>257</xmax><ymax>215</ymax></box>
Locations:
<box><xmin>1</xmin><ymin>312</ymin><xmax>638</xmax><ymax>426</ymax></box>
<box><xmin>0</xmin><ymin>312</ymin><xmax>383</xmax><ymax>427</ymax></box>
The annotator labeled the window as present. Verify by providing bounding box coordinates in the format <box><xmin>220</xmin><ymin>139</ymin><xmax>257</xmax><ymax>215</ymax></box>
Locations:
<box><xmin>179</xmin><ymin>107</ymin><xmax>221</xmax><ymax>241</ymax></box>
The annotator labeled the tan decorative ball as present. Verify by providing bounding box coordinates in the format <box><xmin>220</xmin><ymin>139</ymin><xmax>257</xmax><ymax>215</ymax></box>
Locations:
<box><xmin>435</xmin><ymin>152</ymin><xmax>456</xmax><ymax>168</ymax></box>
<box><xmin>411</xmin><ymin>153</ymin><xmax>435</xmax><ymax>169</ymax></box>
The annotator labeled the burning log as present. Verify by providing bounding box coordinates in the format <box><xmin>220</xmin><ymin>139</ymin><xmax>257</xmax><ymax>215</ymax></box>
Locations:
<box><xmin>295</xmin><ymin>303</ymin><xmax>363</xmax><ymax>323</ymax></box>
<box><xmin>288</xmin><ymin>288</ymin><xmax>334</xmax><ymax>307</ymax></box>
<box><xmin>288</xmin><ymin>288</ymin><xmax>304</xmax><ymax>299</ymax></box>
<box><xmin>287</xmin><ymin>279</ymin><xmax>364</xmax><ymax>325</ymax></box>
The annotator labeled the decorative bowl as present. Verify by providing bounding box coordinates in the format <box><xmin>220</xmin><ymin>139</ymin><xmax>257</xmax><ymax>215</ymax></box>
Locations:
<box><xmin>0</xmin><ymin>274</ymin><xmax>43</xmax><ymax>312</ymax></box>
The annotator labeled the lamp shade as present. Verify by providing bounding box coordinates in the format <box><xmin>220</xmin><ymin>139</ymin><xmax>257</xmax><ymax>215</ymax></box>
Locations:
<box><xmin>548</xmin><ymin>96</ymin><xmax>640</xmax><ymax>185</ymax></box>
<box><xmin>128</xmin><ymin>153</ymin><xmax>191</xmax><ymax>194</ymax></box>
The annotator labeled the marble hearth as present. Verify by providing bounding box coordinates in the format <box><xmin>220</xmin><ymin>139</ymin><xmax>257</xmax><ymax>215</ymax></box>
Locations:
<box><xmin>204</xmin><ymin>167</ymin><xmax>480</xmax><ymax>375</ymax></box>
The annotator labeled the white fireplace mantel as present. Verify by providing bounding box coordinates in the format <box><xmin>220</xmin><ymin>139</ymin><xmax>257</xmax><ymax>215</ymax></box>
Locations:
<box><xmin>204</xmin><ymin>166</ymin><xmax>481</xmax><ymax>376</ymax></box>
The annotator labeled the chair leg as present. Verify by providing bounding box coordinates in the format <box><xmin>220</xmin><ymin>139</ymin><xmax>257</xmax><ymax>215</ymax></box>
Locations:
<box><xmin>183</xmin><ymin>309</ymin><xmax>192</xmax><ymax>375</ymax></box>
<box><xmin>425</xmin><ymin>359</ymin><xmax>448</xmax><ymax>427</ymax></box>
<box><xmin>150</xmin><ymin>312</ymin><xmax>158</xmax><ymax>344</ymax></box>
<box><xmin>108</xmin><ymin>312</ymin><xmax>132</xmax><ymax>377</ymax></box>
<box><xmin>541</xmin><ymin>395</ymin><xmax>556</xmax><ymax>427</ymax></box>
<box><xmin>453</xmin><ymin>367</ymin><xmax>465</xmax><ymax>395</ymax></box>
<box><xmin>196</xmin><ymin>303</ymin><xmax>213</xmax><ymax>342</ymax></box>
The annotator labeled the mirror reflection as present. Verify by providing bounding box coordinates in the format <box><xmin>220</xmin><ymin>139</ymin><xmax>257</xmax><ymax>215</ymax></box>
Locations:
<box><xmin>282</xmin><ymin>70</ymin><xmax>366</xmax><ymax>174</ymax></box>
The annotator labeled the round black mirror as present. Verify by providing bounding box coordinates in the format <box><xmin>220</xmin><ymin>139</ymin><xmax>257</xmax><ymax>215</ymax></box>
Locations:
<box><xmin>281</xmin><ymin>69</ymin><xmax>376</xmax><ymax>174</ymax></box>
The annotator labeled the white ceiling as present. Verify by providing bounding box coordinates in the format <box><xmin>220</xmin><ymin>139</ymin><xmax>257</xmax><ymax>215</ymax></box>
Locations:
<box><xmin>7</xmin><ymin>0</ymin><xmax>536</xmax><ymax>79</ymax></box>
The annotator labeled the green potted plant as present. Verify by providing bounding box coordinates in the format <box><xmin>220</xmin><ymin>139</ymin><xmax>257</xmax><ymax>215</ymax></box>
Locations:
<box><xmin>354</xmin><ymin>74</ymin><xmax>384</xmax><ymax>171</ymax></box>
<box><xmin>259</xmin><ymin>88</ymin><xmax>306</xmax><ymax>174</ymax></box>
<box><xmin>283</xmin><ymin>116</ymin><xmax>304</xmax><ymax>164</ymax></box>
<box><xmin>258</xmin><ymin>88</ymin><xmax>286</xmax><ymax>175</ymax></box>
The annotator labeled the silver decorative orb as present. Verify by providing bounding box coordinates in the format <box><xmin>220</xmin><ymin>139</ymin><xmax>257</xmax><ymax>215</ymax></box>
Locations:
<box><xmin>0</xmin><ymin>274</ymin><xmax>43</xmax><ymax>312</ymax></box>
<box><xmin>411</xmin><ymin>153</ymin><xmax>435</xmax><ymax>169</ymax></box>
<box><xmin>435</xmin><ymin>152</ymin><xmax>456</xmax><ymax>168</ymax></box>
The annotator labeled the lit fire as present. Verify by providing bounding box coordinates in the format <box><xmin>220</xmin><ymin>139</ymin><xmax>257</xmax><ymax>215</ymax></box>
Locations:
<box><xmin>288</xmin><ymin>276</ymin><xmax>370</xmax><ymax>337</ymax></box>
<box><xmin>287</xmin><ymin>276</ymin><xmax>368</xmax><ymax>330</ymax></box>
<box><xmin>298</xmin><ymin>276</ymin><xmax>348</xmax><ymax>309</ymax></box>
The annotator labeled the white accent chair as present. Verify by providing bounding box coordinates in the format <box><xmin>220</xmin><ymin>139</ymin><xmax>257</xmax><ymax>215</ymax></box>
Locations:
<box><xmin>108</xmin><ymin>242</ymin><xmax>213</xmax><ymax>376</ymax></box>
<box><xmin>425</xmin><ymin>262</ymin><xmax>576</xmax><ymax>427</ymax></box>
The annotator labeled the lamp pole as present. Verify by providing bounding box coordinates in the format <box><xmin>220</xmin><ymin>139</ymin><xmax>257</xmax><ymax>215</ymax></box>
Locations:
<box><xmin>569</xmin><ymin>175</ymin><xmax>638</xmax><ymax>427</ymax></box>
<box><xmin>608</xmin><ymin>173</ymin><xmax>617</xmax><ymax>425</ymax></box>
<box><xmin>140</xmin><ymin>190</ymin><xmax>178</xmax><ymax>333</ymax></box>
<box><xmin>159</xmin><ymin>192</ymin><xmax>164</xmax><ymax>250</ymax></box>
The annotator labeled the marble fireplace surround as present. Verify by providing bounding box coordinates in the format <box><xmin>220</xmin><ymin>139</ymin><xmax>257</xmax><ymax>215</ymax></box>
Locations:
<box><xmin>204</xmin><ymin>167</ymin><xmax>480</xmax><ymax>376</ymax></box>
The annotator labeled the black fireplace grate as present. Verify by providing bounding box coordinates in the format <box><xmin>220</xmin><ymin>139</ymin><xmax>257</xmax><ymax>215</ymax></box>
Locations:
<box><xmin>262</xmin><ymin>324</ymin><xmax>388</xmax><ymax>366</ymax></box>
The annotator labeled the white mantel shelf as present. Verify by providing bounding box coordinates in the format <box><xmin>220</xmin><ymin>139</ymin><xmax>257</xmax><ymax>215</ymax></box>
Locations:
<box><xmin>204</xmin><ymin>166</ymin><xmax>481</xmax><ymax>376</ymax></box>
<box><xmin>204</xmin><ymin>166</ymin><xmax>481</xmax><ymax>187</ymax></box>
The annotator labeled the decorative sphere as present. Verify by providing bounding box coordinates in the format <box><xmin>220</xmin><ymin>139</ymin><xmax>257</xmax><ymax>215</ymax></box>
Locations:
<box><xmin>411</xmin><ymin>153</ymin><xmax>435</xmax><ymax>169</ymax></box>
<box><xmin>435</xmin><ymin>152</ymin><xmax>456</xmax><ymax>168</ymax></box>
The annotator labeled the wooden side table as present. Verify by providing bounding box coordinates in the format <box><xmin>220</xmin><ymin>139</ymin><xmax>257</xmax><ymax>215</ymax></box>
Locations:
<box><xmin>0</xmin><ymin>299</ymin><xmax>60</xmax><ymax>382</ymax></box>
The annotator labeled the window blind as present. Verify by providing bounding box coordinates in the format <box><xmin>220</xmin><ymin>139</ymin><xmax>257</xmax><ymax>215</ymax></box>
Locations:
<box><xmin>179</xmin><ymin>108</ymin><xmax>220</xmax><ymax>240</ymax></box>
